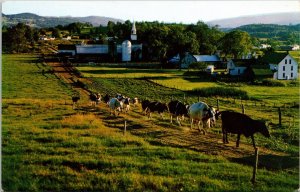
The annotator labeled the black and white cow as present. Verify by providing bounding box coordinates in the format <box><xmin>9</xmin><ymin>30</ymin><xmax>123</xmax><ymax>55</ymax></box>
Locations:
<box><xmin>89</xmin><ymin>92</ymin><xmax>101</xmax><ymax>107</ymax></box>
<box><xmin>145</xmin><ymin>101</ymin><xmax>169</xmax><ymax>119</ymax></box>
<box><xmin>188</xmin><ymin>101</ymin><xmax>215</xmax><ymax>134</ymax></box>
<box><xmin>168</xmin><ymin>100</ymin><xmax>189</xmax><ymax>126</ymax></box>
<box><xmin>109</xmin><ymin>98</ymin><xmax>121</xmax><ymax>116</ymax></box>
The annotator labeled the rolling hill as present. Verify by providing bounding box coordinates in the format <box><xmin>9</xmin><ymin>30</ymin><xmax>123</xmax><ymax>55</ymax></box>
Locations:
<box><xmin>2</xmin><ymin>13</ymin><xmax>124</xmax><ymax>28</ymax></box>
<box><xmin>207</xmin><ymin>12</ymin><xmax>300</xmax><ymax>28</ymax></box>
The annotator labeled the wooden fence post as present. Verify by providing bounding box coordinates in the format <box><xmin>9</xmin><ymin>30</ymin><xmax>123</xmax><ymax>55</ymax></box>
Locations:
<box><xmin>123</xmin><ymin>121</ymin><xmax>127</xmax><ymax>135</ymax></box>
<box><xmin>251</xmin><ymin>148</ymin><xmax>259</xmax><ymax>184</ymax></box>
<box><xmin>242</xmin><ymin>104</ymin><xmax>245</xmax><ymax>114</ymax></box>
<box><xmin>217</xmin><ymin>99</ymin><xmax>219</xmax><ymax>110</ymax></box>
<box><xmin>278</xmin><ymin>107</ymin><xmax>282</xmax><ymax>126</ymax></box>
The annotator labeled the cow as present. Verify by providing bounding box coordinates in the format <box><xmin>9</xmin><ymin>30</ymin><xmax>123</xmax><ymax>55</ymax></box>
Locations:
<box><xmin>188</xmin><ymin>101</ymin><xmax>215</xmax><ymax>134</ymax></box>
<box><xmin>122</xmin><ymin>97</ymin><xmax>131</xmax><ymax>112</ymax></box>
<box><xmin>145</xmin><ymin>101</ymin><xmax>169</xmax><ymax>119</ymax></box>
<box><xmin>141</xmin><ymin>99</ymin><xmax>151</xmax><ymax>115</ymax></box>
<box><xmin>90</xmin><ymin>92</ymin><xmax>101</xmax><ymax>107</ymax></box>
<box><xmin>218</xmin><ymin>111</ymin><xmax>270</xmax><ymax>149</ymax></box>
<box><xmin>168</xmin><ymin>100</ymin><xmax>189</xmax><ymax>126</ymax></box>
<box><xmin>116</xmin><ymin>93</ymin><xmax>123</xmax><ymax>101</ymax></box>
<box><xmin>132</xmin><ymin>97</ymin><xmax>139</xmax><ymax>107</ymax></box>
<box><xmin>103</xmin><ymin>94</ymin><xmax>110</xmax><ymax>106</ymax></box>
<box><xmin>71</xmin><ymin>95</ymin><xmax>80</xmax><ymax>109</ymax></box>
<box><xmin>109</xmin><ymin>98</ymin><xmax>121</xmax><ymax>116</ymax></box>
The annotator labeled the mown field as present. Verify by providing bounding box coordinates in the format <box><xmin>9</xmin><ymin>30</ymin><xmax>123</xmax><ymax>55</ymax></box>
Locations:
<box><xmin>2</xmin><ymin>54</ymin><xmax>299</xmax><ymax>191</ymax></box>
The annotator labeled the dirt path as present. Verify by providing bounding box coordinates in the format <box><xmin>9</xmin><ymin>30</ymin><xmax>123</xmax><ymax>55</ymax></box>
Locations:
<box><xmin>47</xmin><ymin>60</ymin><xmax>289</xmax><ymax>168</ymax></box>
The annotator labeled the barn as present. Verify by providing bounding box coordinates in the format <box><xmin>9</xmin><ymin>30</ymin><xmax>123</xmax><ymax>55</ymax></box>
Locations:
<box><xmin>261</xmin><ymin>52</ymin><xmax>298</xmax><ymax>80</ymax></box>
<box><xmin>181</xmin><ymin>53</ymin><xmax>221</xmax><ymax>69</ymax></box>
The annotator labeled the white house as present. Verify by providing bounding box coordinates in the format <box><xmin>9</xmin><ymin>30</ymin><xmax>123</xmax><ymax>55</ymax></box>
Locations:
<box><xmin>262</xmin><ymin>52</ymin><xmax>298</xmax><ymax>80</ymax></box>
<box><xmin>181</xmin><ymin>53</ymin><xmax>221</xmax><ymax>69</ymax></box>
<box><xmin>227</xmin><ymin>59</ymin><xmax>255</xmax><ymax>76</ymax></box>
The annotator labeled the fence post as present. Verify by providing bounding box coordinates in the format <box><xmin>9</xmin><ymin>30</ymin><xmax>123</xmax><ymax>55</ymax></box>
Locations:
<box><xmin>251</xmin><ymin>148</ymin><xmax>259</xmax><ymax>184</ymax></box>
<box><xmin>278</xmin><ymin>107</ymin><xmax>282</xmax><ymax>126</ymax></box>
<box><xmin>183</xmin><ymin>94</ymin><xmax>186</xmax><ymax>101</ymax></box>
<box><xmin>242</xmin><ymin>104</ymin><xmax>245</xmax><ymax>114</ymax></box>
<box><xmin>123</xmin><ymin>121</ymin><xmax>127</xmax><ymax>135</ymax></box>
<box><xmin>217</xmin><ymin>99</ymin><xmax>219</xmax><ymax>110</ymax></box>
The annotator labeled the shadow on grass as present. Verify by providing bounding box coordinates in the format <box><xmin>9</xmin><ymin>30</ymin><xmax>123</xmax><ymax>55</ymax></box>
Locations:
<box><xmin>230</xmin><ymin>154</ymin><xmax>299</xmax><ymax>170</ymax></box>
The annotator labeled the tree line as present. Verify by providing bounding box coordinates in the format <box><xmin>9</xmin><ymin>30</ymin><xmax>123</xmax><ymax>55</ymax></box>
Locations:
<box><xmin>3</xmin><ymin>20</ymin><xmax>255</xmax><ymax>61</ymax></box>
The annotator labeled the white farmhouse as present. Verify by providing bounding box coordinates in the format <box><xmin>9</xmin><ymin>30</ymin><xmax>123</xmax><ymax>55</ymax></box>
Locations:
<box><xmin>261</xmin><ymin>52</ymin><xmax>298</xmax><ymax>80</ymax></box>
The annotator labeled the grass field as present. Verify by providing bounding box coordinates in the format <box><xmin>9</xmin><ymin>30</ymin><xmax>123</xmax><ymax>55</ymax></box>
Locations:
<box><xmin>3</xmin><ymin>54</ymin><xmax>299</xmax><ymax>191</ymax></box>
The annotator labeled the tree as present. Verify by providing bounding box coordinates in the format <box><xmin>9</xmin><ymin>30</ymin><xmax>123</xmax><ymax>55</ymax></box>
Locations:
<box><xmin>221</xmin><ymin>30</ymin><xmax>252</xmax><ymax>58</ymax></box>
<box><xmin>51</xmin><ymin>28</ymin><xmax>61</xmax><ymax>38</ymax></box>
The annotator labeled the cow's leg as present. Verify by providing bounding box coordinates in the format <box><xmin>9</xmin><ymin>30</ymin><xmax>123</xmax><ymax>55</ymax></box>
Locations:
<box><xmin>236</xmin><ymin>134</ymin><xmax>241</xmax><ymax>147</ymax></box>
<box><xmin>190</xmin><ymin>119</ymin><xmax>193</xmax><ymax>129</ymax></box>
<box><xmin>251</xmin><ymin>135</ymin><xmax>256</xmax><ymax>149</ymax></box>
<box><xmin>176</xmin><ymin>116</ymin><xmax>181</xmax><ymax>126</ymax></box>
<box><xmin>160</xmin><ymin>112</ymin><xmax>164</xmax><ymax>120</ymax></box>
<box><xmin>170</xmin><ymin>115</ymin><xmax>173</xmax><ymax>124</ymax></box>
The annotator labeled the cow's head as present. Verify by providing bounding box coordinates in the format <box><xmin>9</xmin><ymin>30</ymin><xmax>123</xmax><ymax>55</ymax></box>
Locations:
<box><xmin>257</xmin><ymin>121</ymin><xmax>271</xmax><ymax>138</ymax></box>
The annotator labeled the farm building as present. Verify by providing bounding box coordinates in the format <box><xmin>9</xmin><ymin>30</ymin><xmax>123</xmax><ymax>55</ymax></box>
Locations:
<box><xmin>227</xmin><ymin>59</ymin><xmax>256</xmax><ymax>76</ymax></box>
<box><xmin>261</xmin><ymin>52</ymin><xmax>298</xmax><ymax>80</ymax></box>
<box><xmin>180</xmin><ymin>53</ymin><xmax>221</xmax><ymax>69</ymax></box>
<box><xmin>57</xmin><ymin>44</ymin><xmax>76</xmax><ymax>56</ymax></box>
<box><xmin>57</xmin><ymin>22</ymin><xmax>142</xmax><ymax>62</ymax></box>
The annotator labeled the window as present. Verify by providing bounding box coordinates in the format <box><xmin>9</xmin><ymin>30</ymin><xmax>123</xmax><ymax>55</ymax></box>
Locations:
<box><xmin>291</xmin><ymin>66</ymin><xmax>293</xmax><ymax>71</ymax></box>
<box><xmin>283</xmin><ymin>66</ymin><xmax>285</xmax><ymax>71</ymax></box>
<box><xmin>283</xmin><ymin>73</ymin><xmax>285</xmax><ymax>78</ymax></box>
<box><xmin>291</xmin><ymin>73</ymin><xmax>293</xmax><ymax>78</ymax></box>
<box><xmin>285</xmin><ymin>59</ymin><xmax>287</xmax><ymax>64</ymax></box>
<box><xmin>289</xmin><ymin>59</ymin><xmax>291</xmax><ymax>64</ymax></box>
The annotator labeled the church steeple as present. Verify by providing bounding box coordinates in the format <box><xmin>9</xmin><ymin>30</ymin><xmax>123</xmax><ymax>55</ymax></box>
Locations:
<box><xmin>131</xmin><ymin>21</ymin><xmax>137</xmax><ymax>41</ymax></box>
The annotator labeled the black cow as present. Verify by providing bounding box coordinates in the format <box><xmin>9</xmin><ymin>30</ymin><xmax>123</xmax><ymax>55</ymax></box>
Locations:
<box><xmin>71</xmin><ymin>95</ymin><xmax>80</xmax><ymax>109</ymax></box>
<box><xmin>168</xmin><ymin>100</ymin><xmax>189</xmax><ymax>126</ymax></box>
<box><xmin>141</xmin><ymin>99</ymin><xmax>151</xmax><ymax>115</ymax></box>
<box><xmin>103</xmin><ymin>94</ymin><xmax>110</xmax><ymax>105</ymax></box>
<box><xmin>219</xmin><ymin>111</ymin><xmax>270</xmax><ymax>149</ymax></box>
<box><xmin>146</xmin><ymin>101</ymin><xmax>168</xmax><ymax>119</ymax></box>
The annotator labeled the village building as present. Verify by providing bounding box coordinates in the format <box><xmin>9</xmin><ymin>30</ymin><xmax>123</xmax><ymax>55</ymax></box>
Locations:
<box><xmin>261</xmin><ymin>52</ymin><xmax>298</xmax><ymax>80</ymax></box>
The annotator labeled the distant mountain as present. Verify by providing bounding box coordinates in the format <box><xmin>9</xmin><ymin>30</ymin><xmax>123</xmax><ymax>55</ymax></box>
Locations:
<box><xmin>207</xmin><ymin>12</ymin><xmax>300</xmax><ymax>28</ymax></box>
<box><xmin>2</xmin><ymin>13</ymin><xmax>124</xmax><ymax>28</ymax></box>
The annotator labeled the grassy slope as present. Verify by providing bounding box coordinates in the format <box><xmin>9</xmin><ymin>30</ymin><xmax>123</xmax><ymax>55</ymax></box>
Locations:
<box><xmin>2</xmin><ymin>55</ymin><xmax>299</xmax><ymax>191</ymax></box>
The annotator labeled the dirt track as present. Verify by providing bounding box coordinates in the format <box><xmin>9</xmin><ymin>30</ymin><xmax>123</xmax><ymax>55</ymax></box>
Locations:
<box><xmin>48</xmin><ymin>60</ymin><xmax>290</xmax><ymax>168</ymax></box>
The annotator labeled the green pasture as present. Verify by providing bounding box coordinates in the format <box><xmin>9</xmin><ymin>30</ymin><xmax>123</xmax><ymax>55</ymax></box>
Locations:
<box><xmin>2</xmin><ymin>55</ymin><xmax>299</xmax><ymax>191</ymax></box>
<box><xmin>78</xmin><ymin>66</ymin><xmax>299</xmax><ymax>104</ymax></box>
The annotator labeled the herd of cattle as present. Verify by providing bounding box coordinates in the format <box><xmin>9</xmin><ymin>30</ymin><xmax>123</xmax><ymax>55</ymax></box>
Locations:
<box><xmin>72</xmin><ymin>93</ymin><xmax>270</xmax><ymax>149</ymax></box>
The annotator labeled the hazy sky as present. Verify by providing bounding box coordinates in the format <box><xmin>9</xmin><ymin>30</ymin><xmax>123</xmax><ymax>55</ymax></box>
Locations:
<box><xmin>2</xmin><ymin>1</ymin><xmax>300</xmax><ymax>23</ymax></box>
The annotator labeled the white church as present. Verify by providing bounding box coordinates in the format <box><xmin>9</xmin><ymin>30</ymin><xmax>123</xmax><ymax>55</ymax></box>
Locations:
<box><xmin>58</xmin><ymin>22</ymin><xmax>143</xmax><ymax>62</ymax></box>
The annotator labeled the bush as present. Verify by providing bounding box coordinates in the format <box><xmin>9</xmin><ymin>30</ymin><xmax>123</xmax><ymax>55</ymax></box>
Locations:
<box><xmin>188</xmin><ymin>87</ymin><xmax>249</xmax><ymax>99</ymax></box>
<box><xmin>261</xmin><ymin>79</ymin><xmax>286</xmax><ymax>87</ymax></box>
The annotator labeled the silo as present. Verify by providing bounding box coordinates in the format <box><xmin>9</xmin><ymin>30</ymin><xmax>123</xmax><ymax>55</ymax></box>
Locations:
<box><xmin>122</xmin><ymin>40</ymin><xmax>131</xmax><ymax>62</ymax></box>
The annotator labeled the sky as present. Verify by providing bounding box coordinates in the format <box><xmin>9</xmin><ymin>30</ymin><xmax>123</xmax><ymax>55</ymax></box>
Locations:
<box><xmin>2</xmin><ymin>1</ymin><xmax>300</xmax><ymax>23</ymax></box>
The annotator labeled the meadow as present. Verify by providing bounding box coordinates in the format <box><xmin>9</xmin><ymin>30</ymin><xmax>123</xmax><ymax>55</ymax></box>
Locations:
<box><xmin>2</xmin><ymin>54</ymin><xmax>299</xmax><ymax>191</ymax></box>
